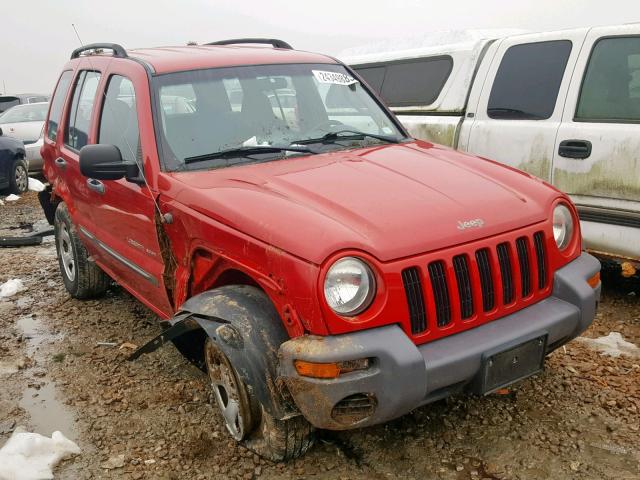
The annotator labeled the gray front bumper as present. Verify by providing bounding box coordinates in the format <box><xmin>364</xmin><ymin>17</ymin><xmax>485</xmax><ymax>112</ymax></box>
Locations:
<box><xmin>279</xmin><ymin>252</ymin><xmax>601</xmax><ymax>430</ymax></box>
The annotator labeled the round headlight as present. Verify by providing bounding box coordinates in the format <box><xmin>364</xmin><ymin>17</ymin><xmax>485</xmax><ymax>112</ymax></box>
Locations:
<box><xmin>324</xmin><ymin>257</ymin><xmax>376</xmax><ymax>316</ymax></box>
<box><xmin>553</xmin><ymin>204</ymin><xmax>574</xmax><ymax>250</ymax></box>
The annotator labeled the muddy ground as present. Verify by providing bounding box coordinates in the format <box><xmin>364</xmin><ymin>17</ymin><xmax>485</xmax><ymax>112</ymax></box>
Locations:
<box><xmin>0</xmin><ymin>191</ymin><xmax>639</xmax><ymax>480</ymax></box>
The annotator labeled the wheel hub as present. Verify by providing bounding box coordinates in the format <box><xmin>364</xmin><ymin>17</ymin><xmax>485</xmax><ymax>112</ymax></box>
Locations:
<box><xmin>58</xmin><ymin>223</ymin><xmax>76</xmax><ymax>281</ymax></box>
<box><xmin>15</xmin><ymin>165</ymin><xmax>28</xmax><ymax>192</ymax></box>
<box><xmin>204</xmin><ymin>340</ymin><xmax>250</xmax><ymax>441</ymax></box>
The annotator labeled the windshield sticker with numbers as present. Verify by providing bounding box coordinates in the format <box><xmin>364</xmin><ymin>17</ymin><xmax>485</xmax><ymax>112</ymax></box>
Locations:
<box><xmin>312</xmin><ymin>70</ymin><xmax>358</xmax><ymax>86</ymax></box>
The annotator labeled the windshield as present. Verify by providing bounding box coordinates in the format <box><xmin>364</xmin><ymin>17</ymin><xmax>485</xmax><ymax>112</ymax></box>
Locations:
<box><xmin>0</xmin><ymin>103</ymin><xmax>48</xmax><ymax>123</ymax></box>
<box><xmin>0</xmin><ymin>97</ymin><xmax>20</xmax><ymax>114</ymax></box>
<box><xmin>152</xmin><ymin>63</ymin><xmax>406</xmax><ymax>171</ymax></box>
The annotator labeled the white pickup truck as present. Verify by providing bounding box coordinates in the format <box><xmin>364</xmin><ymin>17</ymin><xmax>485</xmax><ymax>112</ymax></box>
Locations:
<box><xmin>344</xmin><ymin>24</ymin><xmax>640</xmax><ymax>273</ymax></box>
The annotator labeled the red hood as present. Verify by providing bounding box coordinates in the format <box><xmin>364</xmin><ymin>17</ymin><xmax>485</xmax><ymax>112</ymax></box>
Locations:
<box><xmin>164</xmin><ymin>141</ymin><xmax>560</xmax><ymax>264</ymax></box>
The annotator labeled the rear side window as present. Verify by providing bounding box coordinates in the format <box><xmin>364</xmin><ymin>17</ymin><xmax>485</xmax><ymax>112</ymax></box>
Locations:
<box><xmin>0</xmin><ymin>96</ymin><xmax>20</xmax><ymax>114</ymax></box>
<box><xmin>488</xmin><ymin>40</ymin><xmax>572</xmax><ymax>120</ymax></box>
<box><xmin>65</xmin><ymin>71</ymin><xmax>101</xmax><ymax>150</ymax></box>
<box><xmin>46</xmin><ymin>71</ymin><xmax>73</xmax><ymax>141</ymax></box>
<box><xmin>99</xmin><ymin>75</ymin><xmax>139</xmax><ymax>162</ymax></box>
<box><xmin>354</xmin><ymin>56</ymin><xmax>453</xmax><ymax>107</ymax></box>
<box><xmin>575</xmin><ymin>36</ymin><xmax>640</xmax><ymax>122</ymax></box>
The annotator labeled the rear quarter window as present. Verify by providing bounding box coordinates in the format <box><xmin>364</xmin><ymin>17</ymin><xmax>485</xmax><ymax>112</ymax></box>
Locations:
<box><xmin>47</xmin><ymin>71</ymin><xmax>73</xmax><ymax>141</ymax></box>
<box><xmin>354</xmin><ymin>56</ymin><xmax>453</xmax><ymax>107</ymax></box>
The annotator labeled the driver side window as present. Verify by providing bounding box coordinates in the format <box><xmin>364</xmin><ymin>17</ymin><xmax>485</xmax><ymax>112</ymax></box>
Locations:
<box><xmin>99</xmin><ymin>75</ymin><xmax>140</xmax><ymax>163</ymax></box>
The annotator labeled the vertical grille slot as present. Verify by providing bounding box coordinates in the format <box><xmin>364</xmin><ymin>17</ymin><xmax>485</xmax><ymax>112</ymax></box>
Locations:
<box><xmin>475</xmin><ymin>249</ymin><xmax>495</xmax><ymax>311</ymax></box>
<box><xmin>428</xmin><ymin>261</ymin><xmax>451</xmax><ymax>327</ymax></box>
<box><xmin>401</xmin><ymin>267</ymin><xmax>427</xmax><ymax>334</ymax></box>
<box><xmin>516</xmin><ymin>237</ymin><xmax>531</xmax><ymax>297</ymax></box>
<box><xmin>497</xmin><ymin>243</ymin><xmax>515</xmax><ymax>304</ymax></box>
<box><xmin>533</xmin><ymin>231</ymin><xmax>547</xmax><ymax>289</ymax></box>
<box><xmin>453</xmin><ymin>255</ymin><xmax>474</xmax><ymax>319</ymax></box>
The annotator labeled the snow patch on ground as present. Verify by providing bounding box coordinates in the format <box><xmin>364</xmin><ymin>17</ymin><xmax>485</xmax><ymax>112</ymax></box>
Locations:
<box><xmin>4</xmin><ymin>194</ymin><xmax>20</xmax><ymax>202</ymax></box>
<box><xmin>0</xmin><ymin>429</ymin><xmax>80</xmax><ymax>480</ymax></box>
<box><xmin>28</xmin><ymin>178</ymin><xmax>45</xmax><ymax>192</ymax></box>
<box><xmin>0</xmin><ymin>279</ymin><xmax>24</xmax><ymax>298</ymax></box>
<box><xmin>578</xmin><ymin>332</ymin><xmax>640</xmax><ymax>358</ymax></box>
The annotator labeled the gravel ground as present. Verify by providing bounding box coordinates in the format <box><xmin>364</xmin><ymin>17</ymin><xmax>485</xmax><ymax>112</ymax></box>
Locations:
<box><xmin>1</xmin><ymin>191</ymin><xmax>639</xmax><ymax>480</ymax></box>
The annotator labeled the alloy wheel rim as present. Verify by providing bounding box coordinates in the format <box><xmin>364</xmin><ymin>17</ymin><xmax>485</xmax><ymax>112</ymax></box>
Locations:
<box><xmin>15</xmin><ymin>165</ymin><xmax>28</xmax><ymax>192</ymax></box>
<box><xmin>58</xmin><ymin>224</ymin><xmax>76</xmax><ymax>281</ymax></box>
<box><xmin>204</xmin><ymin>340</ymin><xmax>246</xmax><ymax>441</ymax></box>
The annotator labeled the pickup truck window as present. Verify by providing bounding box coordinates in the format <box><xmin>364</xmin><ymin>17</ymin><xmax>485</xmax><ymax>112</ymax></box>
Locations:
<box><xmin>575</xmin><ymin>36</ymin><xmax>640</xmax><ymax>123</ymax></box>
<box><xmin>153</xmin><ymin>63</ymin><xmax>404</xmax><ymax>171</ymax></box>
<box><xmin>99</xmin><ymin>75</ymin><xmax>139</xmax><ymax>162</ymax></box>
<box><xmin>354</xmin><ymin>57</ymin><xmax>453</xmax><ymax>107</ymax></box>
<box><xmin>65</xmin><ymin>71</ymin><xmax>101</xmax><ymax>151</ymax></box>
<box><xmin>488</xmin><ymin>40</ymin><xmax>572</xmax><ymax>120</ymax></box>
<box><xmin>47</xmin><ymin>71</ymin><xmax>73</xmax><ymax>141</ymax></box>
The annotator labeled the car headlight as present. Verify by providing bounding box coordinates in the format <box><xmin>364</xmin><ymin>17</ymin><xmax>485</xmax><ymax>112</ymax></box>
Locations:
<box><xmin>553</xmin><ymin>204</ymin><xmax>574</xmax><ymax>250</ymax></box>
<box><xmin>324</xmin><ymin>257</ymin><xmax>376</xmax><ymax>316</ymax></box>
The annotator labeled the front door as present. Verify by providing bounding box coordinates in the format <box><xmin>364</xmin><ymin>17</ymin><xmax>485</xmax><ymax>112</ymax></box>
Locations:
<box><xmin>78</xmin><ymin>72</ymin><xmax>174</xmax><ymax>317</ymax></box>
<box><xmin>552</xmin><ymin>25</ymin><xmax>640</xmax><ymax>260</ymax></box>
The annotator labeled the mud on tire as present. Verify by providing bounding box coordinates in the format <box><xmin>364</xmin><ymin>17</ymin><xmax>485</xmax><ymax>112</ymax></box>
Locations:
<box><xmin>54</xmin><ymin>202</ymin><xmax>110</xmax><ymax>299</ymax></box>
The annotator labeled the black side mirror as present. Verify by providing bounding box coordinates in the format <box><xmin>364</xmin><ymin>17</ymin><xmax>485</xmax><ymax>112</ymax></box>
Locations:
<box><xmin>0</xmin><ymin>127</ymin><xmax>3</xmax><ymax>136</ymax></box>
<box><xmin>79</xmin><ymin>144</ymin><xmax>139</xmax><ymax>181</ymax></box>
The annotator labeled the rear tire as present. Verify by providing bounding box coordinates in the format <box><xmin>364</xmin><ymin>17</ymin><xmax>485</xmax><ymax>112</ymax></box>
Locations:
<box><xmin>204</xmin><ymin>337</ymin><xmax>314</xmax><ymax>461</ymax></box>
<box><xmin>9</xmin><ymin>158</ymin><xmax>28</xmax><ymax>194</ymax></box>
<box><xmin>54</xmin><ymin>203</ymin><xmax>110</xmax><ymax>299</ymax></box>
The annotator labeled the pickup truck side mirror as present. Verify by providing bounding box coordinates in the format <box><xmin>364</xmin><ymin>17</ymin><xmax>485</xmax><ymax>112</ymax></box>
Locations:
<box><xmin>79</xmin><ymin>144</ymin><xmax>139</xmax><ymax>181</ymax></box>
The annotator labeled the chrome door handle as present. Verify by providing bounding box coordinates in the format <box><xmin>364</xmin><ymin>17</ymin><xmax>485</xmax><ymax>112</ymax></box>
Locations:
<box><xmin>54</xmin><ymin>157</ymin><xmax>66</xmax><ymax>169</ymax></box>
<box><xmin>87</xmin><ymin>178</ymin><xmax>105</xmax><ymax>195</ymax></box>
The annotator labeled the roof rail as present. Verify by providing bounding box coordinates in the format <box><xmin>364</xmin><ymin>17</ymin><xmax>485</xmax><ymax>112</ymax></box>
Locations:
<box><xmin>206</xmin><ymin>38</ymin><xmax>293</xmax><ymax>49</ymax></box>
<box><xmin>70</xmin><ymin>43</ymin><xmax>127</xmax><ymax>60</ymax></box>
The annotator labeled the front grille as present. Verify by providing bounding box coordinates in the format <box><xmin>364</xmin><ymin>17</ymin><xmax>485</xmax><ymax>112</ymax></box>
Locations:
<box><xmin>476</xmin><ymin>248</ymin><xmax>495</xmax><ymax>311</ymax></box>
<box><xmin>401</xmin><ymin>229</ymin><xmax>549</xmax><ymax>339</ymax></box>
<box><xmin>453</xmin><ymin>255</ymin><xmax>474</xmax><ymax>319</ymax></box>
<box><xmin>428</xmin><ymin>260</ymin><xmax>451</xmax><ymax>327</ymax></box>
<box><xmin>331</xmin><ymin>393</ymin><xmax>377</xmax><ymax>424</ymax></box>
<box><xmin>516</xmin><ymin>237</ymin><xmax>531</xmax><ymax>297</ymax></box>
<box><xmin>497</xmin><ymin>243</ymin><xmax>515</xmax><ymax>304</ymax></box>
<box><xmin>533</xmin><ymin>232</ymin><xmax>547</xmax><ymax>289</ymax></box>
<box><xmin>402</xmin><ymin>267</ymin><xmax>427</xmax><ymax>334</ymax></box>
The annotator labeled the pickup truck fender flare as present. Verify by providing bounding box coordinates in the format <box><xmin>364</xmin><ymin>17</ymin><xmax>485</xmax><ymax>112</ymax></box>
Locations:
<box><xmin>129</xmin><ymin>285</ymin><xmax>295</xmax><ymax>419</ymax></box>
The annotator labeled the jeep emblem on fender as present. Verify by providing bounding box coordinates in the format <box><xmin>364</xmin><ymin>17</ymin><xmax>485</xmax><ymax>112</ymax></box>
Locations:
<box><xmin>457</xmin><ymin>218</ymin><xmax>485</xmax><ymax>230</ymax></box>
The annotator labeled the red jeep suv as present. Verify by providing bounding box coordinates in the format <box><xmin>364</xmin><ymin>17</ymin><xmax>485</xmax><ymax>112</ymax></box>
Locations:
<box><xmin>40</xmin><ymin>39</ymin><xmax>601</xmax><ymax>460</ymax></box>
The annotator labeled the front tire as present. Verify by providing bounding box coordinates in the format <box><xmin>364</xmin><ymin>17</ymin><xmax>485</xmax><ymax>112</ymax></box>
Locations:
<box><xmin>204</xmin><ymin>337</ymin><xmax>314</xmax><ymax>461</ymax></box>
<box><xmin>54</xmin><ymin>203</ymin><xmax>110</xmax><ymax>299</ymax></box>
<box><xmin>10</xmin><ymin>158</ymin><xmax>28</xmax><ymax>194</ymax></box>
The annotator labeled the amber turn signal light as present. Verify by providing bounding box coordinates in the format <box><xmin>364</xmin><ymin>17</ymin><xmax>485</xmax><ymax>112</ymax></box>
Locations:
<box><xmin>587</xmin><ymin>271</ymin><xmax>600</xmax><ymax>288</ymax></box>
<box><xmin>294</xmin><ymin>358</ymin><xmax>370</xmax><ymax>379</ymax></box>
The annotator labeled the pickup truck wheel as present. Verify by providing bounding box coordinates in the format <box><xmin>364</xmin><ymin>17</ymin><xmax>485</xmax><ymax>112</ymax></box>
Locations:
<box><xmin>54</xmin><ymin>203</ymin><xmax>110</xmax><ymax>299</ymax></box>
<box><xmin>204</xmin><ymin>337</ymin><xmax>314</xmax><ymax>461</ymax></box>
<box><xmin>9</xmin><ymin>158</ymin><xmax>29</xmax><ymax>194</ymax></box>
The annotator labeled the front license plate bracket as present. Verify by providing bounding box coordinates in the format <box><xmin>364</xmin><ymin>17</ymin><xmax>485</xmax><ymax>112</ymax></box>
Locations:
<box><xmin>480</xmin><ymin>334</ymin><xmax>547</xmax><ymax>394</ymax></box>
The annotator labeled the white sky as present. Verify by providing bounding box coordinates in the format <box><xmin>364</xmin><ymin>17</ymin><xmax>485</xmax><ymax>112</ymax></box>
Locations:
<box><xmin>1</xmin><ymin>0</ymin><xmax>639</xmax><ymax>94</ymax></box>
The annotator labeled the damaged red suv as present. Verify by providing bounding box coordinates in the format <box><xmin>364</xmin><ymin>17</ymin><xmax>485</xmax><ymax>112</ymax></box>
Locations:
<box><xmin>40</xmin><ymin>39</ymin><xmax>601</xmax><ymax>460</ymax></box>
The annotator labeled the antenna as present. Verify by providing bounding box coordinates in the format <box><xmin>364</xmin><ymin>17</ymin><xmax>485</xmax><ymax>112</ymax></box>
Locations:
<box><xmin>69</xmin><ymin>24</ymin><xmax>167</xmax><ymax>223</ymax></box>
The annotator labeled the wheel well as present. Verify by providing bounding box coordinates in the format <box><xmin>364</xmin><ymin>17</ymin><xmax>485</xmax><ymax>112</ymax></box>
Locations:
<box><xmin>211</xmin><ymin>269</ymin><xmax>260</xmax><ymax>290</ymax></box>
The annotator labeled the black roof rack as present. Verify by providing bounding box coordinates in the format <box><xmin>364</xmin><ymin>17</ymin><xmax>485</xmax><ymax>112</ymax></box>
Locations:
<box><xmin>206</xmin><ymin>38</ymin><xmax>293</xmax><ymax>50</ymax></box>
<box><xmin>71</xmin><ymin>43</ymin><xmax>127</xmax><ymax>60</ymax></box>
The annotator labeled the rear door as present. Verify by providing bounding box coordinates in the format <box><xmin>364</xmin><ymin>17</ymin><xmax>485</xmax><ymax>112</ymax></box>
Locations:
<box><xmin>465</xmin><ymin>30</ymin><xmax>587</xmax><ymax>180</ymax></box>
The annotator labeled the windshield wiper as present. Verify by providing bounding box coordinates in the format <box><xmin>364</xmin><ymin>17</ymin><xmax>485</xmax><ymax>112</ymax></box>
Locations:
<box><xmin>184</xmin><ymin>145</ymin><xmax>313</xmax><ymax>165</ymax></box>
<box><xmin>291</xmin><ymin>129</ymin><xmax>400</xmax><ymax>146</ymax></box>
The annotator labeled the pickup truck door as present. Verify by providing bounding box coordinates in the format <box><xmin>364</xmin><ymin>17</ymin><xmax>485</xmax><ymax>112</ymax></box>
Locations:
<box><xmin>77</xmin><ymin>70</ymin><xmax>174</xmax><ymax>317</ymax></box>
<box><xmin>551</xmin><ymin>24</ymin><xmax>640</xmax><ymax>261</ymax></box>
<box><xmin>463</xmin><ymin>30</ymin><xmax>588</xmax><ymax>180</ymax></box>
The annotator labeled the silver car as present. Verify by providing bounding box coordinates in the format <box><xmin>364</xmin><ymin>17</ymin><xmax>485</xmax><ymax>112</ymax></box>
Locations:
<box><xmin>0</xmin><ymin>102</ymin><xmax>48</xmax><ymax>172</ymax></box>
